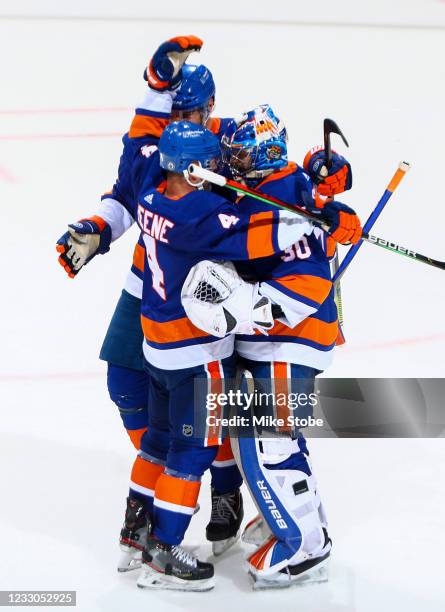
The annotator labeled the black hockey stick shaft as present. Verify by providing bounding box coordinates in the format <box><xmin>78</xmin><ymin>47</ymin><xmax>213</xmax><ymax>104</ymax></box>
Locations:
<box><xmin>323</xmin><ymin>118</ymin><xmax>349</xmax><ymax>169</ymax></box>
<box><xmin>323</xmin><ymin>118</ymin><xmax>349</xmax><ymax>337</ymax></box>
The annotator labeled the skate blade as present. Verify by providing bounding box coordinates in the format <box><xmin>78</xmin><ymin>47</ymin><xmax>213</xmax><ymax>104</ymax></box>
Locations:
<box><xmin>117</xmin><ymin>548</ymin><xmax>142</xmax><ymax>573</ymax></box>
<box><xmin>250</xmin><ymin>558</ymin><xmax>329</xmax><ymax>590</ymax></box>
<box><xmin>137</xmin><ymin>566</ymin><xmax>215</xmax><ymax>592</ymax></box>
<box><xmin>212</xmin><ymin>533</ymin><xmax>239</xmax><ymax>557</ymax></box>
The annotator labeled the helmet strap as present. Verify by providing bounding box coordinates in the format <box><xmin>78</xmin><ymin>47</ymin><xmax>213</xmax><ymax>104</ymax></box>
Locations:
<box><xmin>183</xmin><ymin>165</ymin><xmax>205</xmax><ymax>189</ymax></box>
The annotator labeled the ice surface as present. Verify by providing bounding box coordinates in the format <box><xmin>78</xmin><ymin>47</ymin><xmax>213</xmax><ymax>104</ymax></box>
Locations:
<box><xmin>0</xmin><ymin>9</ymin><xmax>444</xmax><ymax>612</ymax></box>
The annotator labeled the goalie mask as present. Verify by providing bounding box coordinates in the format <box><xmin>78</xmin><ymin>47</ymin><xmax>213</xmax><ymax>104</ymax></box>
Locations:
<box><xmin>221</xmin><ymin>105</ymin><xmax>288</xmax><ymax>183</ymax></box>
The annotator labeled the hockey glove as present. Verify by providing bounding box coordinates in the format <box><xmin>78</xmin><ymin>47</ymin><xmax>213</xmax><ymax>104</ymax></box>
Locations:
<box><xmin>144</xmin><ymin>35</ymin><xmax>203</xmax><ymax>91</ymax></box>
<box><xmin>181</xmin><ymin>260</ymin><xmax>274</xmax><ymax>338</ymax></box>
<box><xmin>56</xmin><ymin>216</ymin><xmax>112</xmax><ymax>278</ymax></box>
<box><xmin>321</xmin><ymin>201</ymin><xmax>362</xmax><ymax>245</ymax></box>
<box><xmin>304</xmin><ymin>146</ymin><xmax>352</xmax><ymax>197</ymax></box>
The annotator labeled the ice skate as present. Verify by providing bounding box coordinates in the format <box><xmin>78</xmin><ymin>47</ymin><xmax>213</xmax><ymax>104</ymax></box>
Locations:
<box><xmin>206</xmin><ymin>487</ymin><xmax>243</xmax><ymax>556</ymax></box>
<box><xmin>248</xmin><ymin>529</ymin><xmax>332</xmax><ymax>590</ymax></box>
<box><xmin>117</xmin><ymin>496</ymin><xmax>149</xmax><ymax>572</ymax></box>
<box><xmin>137</xmin><ymin>536</ymin><xmax>215</xmax><ymax>592</ymax></box>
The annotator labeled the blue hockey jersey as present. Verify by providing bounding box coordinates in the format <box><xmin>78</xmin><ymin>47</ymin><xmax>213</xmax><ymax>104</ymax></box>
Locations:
<box><xmin>234</xmin><ymin>163</ymin><xmax>338</xmax><ymax>371</ymax></box>
<box><xmin>97</xmin><ymin>87</ymin><xmax>234</xmax><ymax>298</ymax></box>
<box><xmin>129</xmin><ymin>183</ymin><xmax>313</xmax><ymax>369</ymax></box>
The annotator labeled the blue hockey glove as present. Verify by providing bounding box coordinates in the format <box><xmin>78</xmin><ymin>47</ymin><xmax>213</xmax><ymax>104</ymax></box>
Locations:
<box><xmin>56</xmin><ymin>216</ymin><xmax>111</xmax><ymax>278</ymax></box>
<box><xmin>304</xmin><ymin>145</ymin><xmax>352</xmax><ymax>196</ymax></box>
<box><xmin>321</xmin><ymin>201</ymin><xmax>362</xmax><ymax>245</ymax></box>
<box><xmin>144</xmin><ymin>35</ymin><xmax>203</xmax><ymax>91</ymax></box>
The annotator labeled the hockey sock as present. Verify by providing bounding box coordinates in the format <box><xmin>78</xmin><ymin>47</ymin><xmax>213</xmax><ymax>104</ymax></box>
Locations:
<box><xmin>210</xmin><ymin>438</ymin><xmax>243</xmax><ymax>494</ymax></box>
<box><xmin>129</xmin><ymin>454</ymin><xmax>165</xmax><ymax>517</ymax></box>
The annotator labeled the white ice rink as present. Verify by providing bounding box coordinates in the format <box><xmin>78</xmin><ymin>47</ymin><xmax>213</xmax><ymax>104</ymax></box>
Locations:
<box><xmin>1</xmin><ymin>2</ymin><xmax>445</xmax><ymax>610</ymax></box>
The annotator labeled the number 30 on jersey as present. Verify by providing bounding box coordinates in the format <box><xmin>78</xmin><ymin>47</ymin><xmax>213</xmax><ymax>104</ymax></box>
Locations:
<box><xmin>282</xmin><ymin>236</ymin><xmax>311</xmax><ymax>262</ymax></box>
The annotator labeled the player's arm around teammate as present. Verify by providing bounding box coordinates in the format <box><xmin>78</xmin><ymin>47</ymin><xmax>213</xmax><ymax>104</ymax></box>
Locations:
<box><xmin>181</xmin><ymin>105</ymin><xmax>362</xmax><ymax>588</ymax></box>
<box><xmin>55</xmin><ymin>37</ymin><xmax>246</xmax><ymax>571</ymax></box>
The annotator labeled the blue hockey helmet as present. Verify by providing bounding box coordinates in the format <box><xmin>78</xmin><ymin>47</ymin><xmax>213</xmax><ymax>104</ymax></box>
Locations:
<box><xmin>222</xmin><ymin>105</ymin><xmax>288</xmax><ymax>182</ymax></box>
<box><xmin>171</xmin><ymin>64</ymin><xmax>216</xmax><ymax>124</ymax></box>
<box><xmin>159</xmin><ymin>121</ymin><xmax>221</xmax><ymax>185</ymax></box>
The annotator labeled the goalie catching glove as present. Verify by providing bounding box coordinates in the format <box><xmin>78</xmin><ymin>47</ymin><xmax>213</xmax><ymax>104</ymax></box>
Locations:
<box><xmin>181</xmin><ymin>260</ymin><xmax>275</xmax><ymax>338</ymax></box>
<box><xmin>56</xmin><ymin>216</ymin><xmax>111</xmax><ymax>278</ymax></box>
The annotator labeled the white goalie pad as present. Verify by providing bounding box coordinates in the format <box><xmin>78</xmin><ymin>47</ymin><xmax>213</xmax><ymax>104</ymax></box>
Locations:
<box><xmin>231</xmin><ymin>433</ymin><xmax>327</xmax><ymax>574</ymax></box>
<box><xmin>181</xmin><ymin>260</ymin><xmax>274</xmax><ymax>338</ymax></box>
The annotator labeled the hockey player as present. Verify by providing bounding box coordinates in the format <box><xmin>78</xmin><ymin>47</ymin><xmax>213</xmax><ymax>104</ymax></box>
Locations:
<box><xmin>181</xmin><ymin>105</ymin><xmax>361</xmax><ymax>588</ymax></box>
<box><xmin>110</xmin><ymin>119</ymin><xmax>328</xmax><ymax>590</ymax></box>
<box><xmin>56</xmin><ymin>36</ymin><xmax>244</xmax><ymax>564</ymax></box>
<box><xmin>56</xmin><ymin>37</ymin><xmax>359</xmax><ymax>574</ymax></box>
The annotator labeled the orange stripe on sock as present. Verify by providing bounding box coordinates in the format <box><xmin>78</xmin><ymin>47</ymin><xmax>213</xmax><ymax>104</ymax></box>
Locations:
<box><xmin>131</xmin><ymin>455</ymin><xmax>164</xmax><ymax>490</ymax></box>
<box><xmin>126</xmin><ymin>427</ymin><xmax>147</xmax><ymax>450</ymax></box>
<box><xmin>155</xmin><ymin>473</ymin><xmax>201</xmax><ymax>509</ymax></box>
<box><xmin>214</xmin><ymin>437</ymin><xmax>234</xmax><ymax>462</ymax></box>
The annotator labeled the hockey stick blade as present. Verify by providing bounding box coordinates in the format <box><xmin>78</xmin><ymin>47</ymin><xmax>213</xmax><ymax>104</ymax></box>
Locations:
<box><xmin>323</xmin><ymin>118</ymin><xmax>349</xmax><ymax>169</ymax></box>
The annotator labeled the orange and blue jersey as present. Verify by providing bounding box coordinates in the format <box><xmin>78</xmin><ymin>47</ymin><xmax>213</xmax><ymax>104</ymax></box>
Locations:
<box><xmin>129</xmin><ymin>184</ymin><xmax>313</xmax><ymax>370</ymax></box>
<box><xmin>96</xmin><ymin>88</ymin><xmax>235</xmax><ymax>300</ymax></box>
<box><xmin>234</xmin><ymin>163</ymin><xmax>338</xmax><ymax>371</ymax></box>
<box><xmin>123</xmin><ymin>115</ymin><xmax>234</xmax><ymax>299</ymax></box>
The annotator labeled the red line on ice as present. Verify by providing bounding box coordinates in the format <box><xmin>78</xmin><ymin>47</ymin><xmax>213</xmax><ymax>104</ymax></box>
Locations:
<box><xmin>0</xmin><ymin>107</ymin><xmax>129</xmax><ymax>115</ymax></box>
<box><xmin>0</xmin><ymin>371</ymin><xmax>103</xmax><ymax>383</ymax></box>
<box><xmin>0</xmin><ymin>132</ymin><xmax>122</xmax><ymax>141</ymax></box>
<box><xmin>0</xmin><ymin>165</ymin><xmax>18</xmax><ymax>182</ymax></box>
<box><xmin>1</xmin><ymin>332</ymin><xmax>445</xmax><ymax>382</ymax></box>
<box><xmin>343</xmin><ymin>332</ymin><xmax>445</xmax><ymax>353</ymax></box>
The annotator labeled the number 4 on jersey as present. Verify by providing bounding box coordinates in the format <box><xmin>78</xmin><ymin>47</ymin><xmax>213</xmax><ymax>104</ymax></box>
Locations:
<box><xmin>218</xmin><ymin>214</ymin><xmax>239</xmax><ymax>229</ymax></box>
<box><xmin>143</xmin><ymin>234</ymin><xmax>166</xmax><ymax>299</ymax></box>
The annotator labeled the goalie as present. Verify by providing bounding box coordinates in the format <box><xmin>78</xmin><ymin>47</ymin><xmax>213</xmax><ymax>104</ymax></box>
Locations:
<box><xmin>182</xmin><ymin>105</ymin><xmax>361</xmax><ymax>589</ymax></box>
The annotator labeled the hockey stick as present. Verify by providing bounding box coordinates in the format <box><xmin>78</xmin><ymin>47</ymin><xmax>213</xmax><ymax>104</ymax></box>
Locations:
<box><xmin>324</xmin><ymin>118</ymin><xmax>349</xmax><ymax>169</ymax></box>
<box><xmin>323</xmin><ymin>118</ymin><xmax>350</xmax><ymax>343</ymax></box>
<box><xmin>333</xmin><ymin>161</ymin><xmax>411</xmax><ymax>284</ymax></box>
<box><xmin>188</xmin><ymin>164</ymin><xmax>445</xmax><ymax>271</ymax></box>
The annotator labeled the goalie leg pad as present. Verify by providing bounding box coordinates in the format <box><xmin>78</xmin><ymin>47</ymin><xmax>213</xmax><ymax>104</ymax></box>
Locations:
<box><xmin>231</xmin><ymin>376</ymin><xmax>327</xmax><ymax>576</ymax></box>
